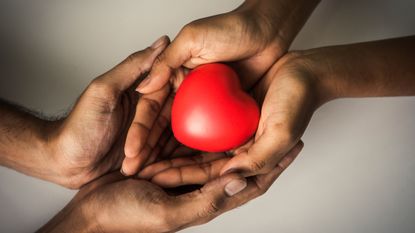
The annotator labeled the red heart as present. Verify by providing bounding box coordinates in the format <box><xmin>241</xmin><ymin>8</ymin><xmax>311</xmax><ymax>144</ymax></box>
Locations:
<box><xmin>171</xmin><ymin>63</ymin><xmax>260</xmax><ymax>152</ymax></box>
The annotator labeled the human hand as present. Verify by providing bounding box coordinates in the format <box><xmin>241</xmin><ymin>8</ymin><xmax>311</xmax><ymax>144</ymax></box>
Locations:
<box><xmin>44</xmin><ymin>36</ymin><xmax>170</xmax><ymax>188</ymax></box>
<box><xmin>37</xmin><ymin>155</ymin><xmax>299</xmax><ymax>233</ymax></box>
<box><xmin>122</xmin><ymin>0</ymin><xmax>320</xmax><ymax>174</ymax></box>
<box><xmin>219</xmin><ymin>53</ymin><xmax>317</xmax><ymax>176</ymax></box>
<box><xmin>137</xmin><ymin>53</ymin><xmax>312</xmax><ymax>185</ymax></box>
<box><xmin>137</xmin><ymin>0</ymin><xmax>310</xmax><ymax>93</ymax></box>
<box><xmin>141</xmin><ymin>36</ymin><xmax>415</xmax><ymax>181</ymax></box>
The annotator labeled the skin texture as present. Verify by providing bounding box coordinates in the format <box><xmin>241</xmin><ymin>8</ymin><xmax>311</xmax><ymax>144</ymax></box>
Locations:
<box><xmin>0</xmin><ymin>36</ymin><xmax>171</xmax><ymax>188</ymax></box>
<box><xmin>139</xmin><ymin>36</ymin><xmax>415</xmax><ymax>187</ymax></box>
<box><xmin>36</xmin><ymin>143</ymin><xmax>303</xmax><ymax>233</ymax></box>
<box><xmin>123</xmin><ymin>0</ymin><xmax>321</xmax><ymax>175</ymax></box>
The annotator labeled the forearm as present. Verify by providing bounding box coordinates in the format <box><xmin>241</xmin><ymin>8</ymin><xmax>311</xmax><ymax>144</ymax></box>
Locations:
<box><xmin>240</xmin><ymin>0</ymin><xmax>321</xmax><ymax>49</ymax></box>
<box><xmin>0</xmin><ymin>99</ymin><xmax>58</xmax><ymax>180</ymax></box>
<box><xmin>299</xmin><ymin>36</ymin><xmax>415</xmax><ymax>104</ymax></box>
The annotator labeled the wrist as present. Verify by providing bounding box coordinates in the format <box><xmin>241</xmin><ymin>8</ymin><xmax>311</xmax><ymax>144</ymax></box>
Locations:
<box><xmin>299</xmin><ymin>52</ymin><xmax>341</xmax><ymax>106</ymax></box>
<box><xmin>238</xmin><ymin>0</ymin><xmax>321</xmax><ymax>50</ymax></box>
<box><xmin>275</xmin><ymin>51</ymin><xmax>337</xmax><ymax>108</ymax></box>
<box><xmin>32</xmin><ymin>117</ymin><xmax>76</xmax><ymax>188</ymax></box>
<box><xmin>43</xmin><ymin>118</ymin><xmax>83</xmax><ymax>188</ymax></box>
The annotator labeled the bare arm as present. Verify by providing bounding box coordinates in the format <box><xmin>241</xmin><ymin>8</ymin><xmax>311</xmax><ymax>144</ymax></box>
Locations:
<box><xmin>218</xmin><ymin>35</ymin><xmax>415</xmax><ymax>177</ymax></box>
<box><xmin>0</xmin><ymin>37</ymin><xmax>170</xmax><ymax>188</ymax></box>
<box><xmin>0</xmin><ymin>100</ymin><xmax>58</xmax><ymax>181</ymax></box>
<box><xmin>300</xmin><ymin>36</ymin><xmax>415</xmax><ymax>104</ymax></box>
<box><xmin>123</xmin><ymin>0</ymin><xmax>321</xmax><ymax>175</ymax></box>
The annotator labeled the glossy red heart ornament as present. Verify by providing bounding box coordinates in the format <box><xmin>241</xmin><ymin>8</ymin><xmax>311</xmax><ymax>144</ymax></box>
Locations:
<box><xmin>171</xmin><ymin>63</ymin><xmax>260</xmax><ymax>152</ymax></box>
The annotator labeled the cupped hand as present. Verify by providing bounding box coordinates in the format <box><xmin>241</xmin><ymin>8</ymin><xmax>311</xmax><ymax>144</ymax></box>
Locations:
<box><xmin>136</xmin><ymin>1</ymin><xmax>287</xmax><ymax>93</ymax></box>
<box><xmin>220</xmin><ymin>53</ymin><xmax>318</xmax><ymax>176</ymax></box>
<box><xmin>138</xmin><ymin>52</ymin><xmax>316</xmax><ymax>186</ymax></box>
<box><xmin>122</xmin><ymin>2</ymin><xmax>287</xmax><ymax>175</ymax></box>
<box><xmin>123</xmin><ymin>0</ymin><xmax>320</xmax><ymax>174</ymax></box>
<box><xmin>38</xmin><ymin>155</ymin><xmax>299</xmax><ymax>233</ymax></box>
<box><xmin>45</xmin><ymin>36</ymin><xmax>170</xmax><ymax>188</ymax></box>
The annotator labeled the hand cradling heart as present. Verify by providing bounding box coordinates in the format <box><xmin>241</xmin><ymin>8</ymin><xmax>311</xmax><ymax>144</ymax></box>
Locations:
<box><xmin>171</xmin><ymin>63</ymin><xmax>260</xmax><ymax>152</ymax></box>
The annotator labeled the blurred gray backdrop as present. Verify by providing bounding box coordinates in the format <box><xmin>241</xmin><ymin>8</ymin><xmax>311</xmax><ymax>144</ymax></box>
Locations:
<box><xmin>0</xmin><ymin>0</ymin><xmax>415</xmax><ymax>232</ymax></box>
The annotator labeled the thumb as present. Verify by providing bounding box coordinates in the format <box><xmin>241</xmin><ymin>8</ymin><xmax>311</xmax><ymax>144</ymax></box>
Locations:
<box><xmin>97</xmin><ymin>35</ymin><xmax>169</xmax><ymax>92</ymax></box>
<box><xmin>220</xmin><ymin>130</ymin><xmax>303</xmax><ymax>177</ymax></box>
<box><xmin>172</xmin><ymin>173</ymin><xmax>247</xmax><ymax>227</ymax></box>
<box><xmin>136</xmin><ymin>27</ymin><xmax>197</xmax><ymax>94</ymax></box>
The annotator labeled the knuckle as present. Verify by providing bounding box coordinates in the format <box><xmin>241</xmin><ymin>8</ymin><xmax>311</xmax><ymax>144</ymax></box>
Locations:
<box><xmin>207</xmin><ymin>201</ymin><xmax>221</xmax><ymax>215</ymax></box>
<box><xmin>247</xmin><ymin>158</ymin><xmax>268</xmax><ymax>173</ymax></box>
<box><xmin>198</xmin><ymin>196</ymin><xmax>223</xmax><ymax>219</ymax></box>
<box><xmin>153</xmin><ymin>51</ymin><xmax>165</xmax><ymax>66</ymax></box>
<box><xmin>141</xmin><ymin>97</ymin><xmax>162</xmax><ymax>114</ymax></box>
<box><xmin>125</xmin><ymin>51</ymin><xmax>152</xmax><ymax>73</ymax></box>
<box><xmin>87</xmin><ymin>79</ymin><xmax>119</xmax><ymax>113</ymax></box>
<box><xmin>125</xmin><ymin>51</ymin><xmax>144</xmax><ymax>65</ymax></box>
<box><xmin>125</xmin><ymin>52</ymin><xmax>138</xmax><ymax>64</ymax></box>
<box><xmin>88</xmin><ymin>78</ymin><xmax>118</xmax><ymax>99</ymax></box>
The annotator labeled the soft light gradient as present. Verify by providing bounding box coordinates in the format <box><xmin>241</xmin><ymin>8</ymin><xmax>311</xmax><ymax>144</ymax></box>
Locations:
<box><xmin>0</xmin><ymin>0</ymin><xmax>414</xmax><ymax>232</ymax></box>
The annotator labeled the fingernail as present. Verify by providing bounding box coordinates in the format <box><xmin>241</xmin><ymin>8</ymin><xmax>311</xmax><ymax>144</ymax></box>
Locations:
<box><xmin>225</xmin><ymin>179</ymin><xmax>247</xmax><ymax>197</ymax></box>
<box><xmin>120</xmin><ymin>168</ymin><xmax>129</xmax><ymax>176</ymax></box>
<box><xmin>151</xmin><ymin>35</ymin><xmax>166</xmax><ymax>49</ymax></box>
<box><xmin>136</xmin><ymin>75</ymin><xmax>151</xmax><ymax>92</ymax></box>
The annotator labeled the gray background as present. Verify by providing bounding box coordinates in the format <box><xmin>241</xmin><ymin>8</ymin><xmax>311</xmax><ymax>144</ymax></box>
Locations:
<box><xmin>1</xmin><ymin>0</ymin><xmax>415</xmax><ymax>232</ymax></box>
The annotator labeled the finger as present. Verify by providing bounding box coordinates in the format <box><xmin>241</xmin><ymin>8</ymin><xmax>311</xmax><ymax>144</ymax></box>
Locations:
<box><xmin>170</xmin><ymin>67</ymin><xmax>187</xmax><ymax>92</ymax></box>
<box><xmin>221</xmin><ymin>134</ymin><xmax>304</xmax><ymax>177</ymax></box>
<box><xmin>121</xmin><ymin>155</ymin><xmax>146</xmax><ymax>177</ymax></box>
<box><xmin>124</xmin><ymin>84</ymin><xmax>170</xmax><ymax>159</ymax></box>
<box><xmin>159</xmin><ymin>134</ymin><xmax>180</xmax><ymax>158</ymax></box>
<box><xmin>144</xmin><ymin>93</ymin><xmax>174</xmax><ymax>157</ymax></box>
<box><xmin>144</xmin><ymin>146</ymin><xmax>161</xmax><ymax>167</ymax></box>
<box><xmin>150</xmin><ymin>140</ymin><xmax>302</xmax><ymax>188</ymax></box>
<box><xmin>228</xmin><ymin>138</ymin><xmax>254</xmax><ymax>156</ymax></box>
<box><xmin>138</xmin><ymin>152</ymin><xmax>227</xmax><ymax>180</ymax></box>
<box><xmin>223</xmin><ymin>64</ymin><xmax>315</xmax><ymax>177</ymax></box>
<box><xmin>151</xmin><ymin>158</ymin><xmax>229</xmax><ymax>188</ymax></box>
<box><xmin>144</xmin><ymin>144</ymin><xmax>198</xmax><ymax>169</ymax></box>
<box><xmin>170</xmin><ymin>146</ymin><xmax>198</xmax><ymax>158</ymax></box>
<box><xmin>152</xmin><ymin>127</ymin><xmax>173</xmax><ymax>162</ymax></box>
<box><xmin>170</xmin><ymin>173</ymin><xmax>248</xmax><ymax>229</ymax></box>
<box><xmin>136</xmin><ymin>26</ymin><xmax>196</xmax><ymax>93</ymax></box>
<box><xmin>151</xmin><ymin>144</ymin><xmax>198</xmax><ymax>165</ymax></box>
<box><xmin>133</xmin><ymin>71</ymin><xmax>180</xmax><ymax>168</ymax></box>
<box><xmin>220</xmin><ymin>142</ymin><xmax>303</xmax><ymax>210</ymax></box>
<box><xmin>142</xmin><ymin>85</ymin><xmax>183</xmax><ymax>168</ymax></box>
<box><xmin>170</xmin><ymin>143</ymin><xmax>302</xmax><ymax>229</ymax></box>
<box><xmin>97</xmin><ymin>35</ymin><xmax>169</xmax><ymax>92</ymax></box>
